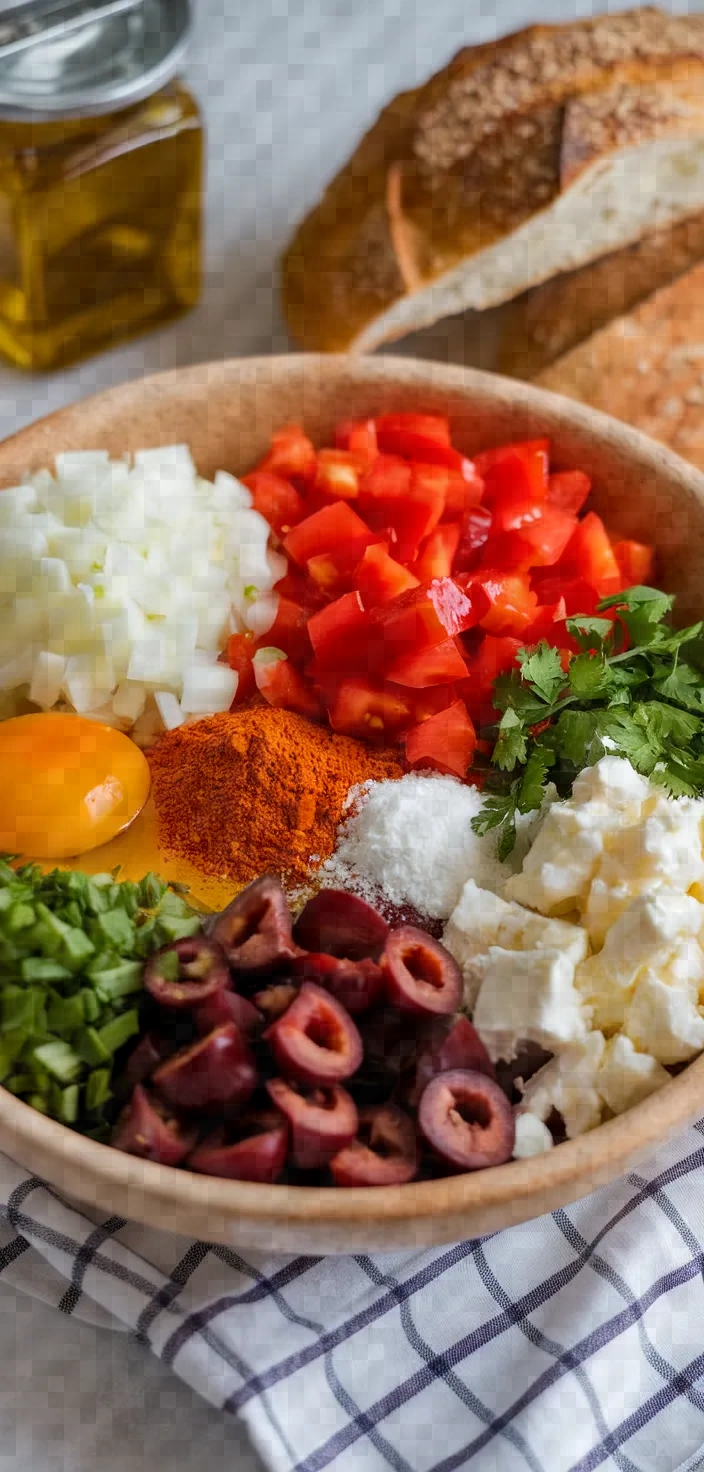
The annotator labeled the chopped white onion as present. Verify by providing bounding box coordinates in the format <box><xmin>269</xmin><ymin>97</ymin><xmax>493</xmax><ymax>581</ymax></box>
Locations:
<box><xmin>111</xmin><ymin>681</ymin><xmax>147</xmax><ymax>723</ymax></box>
<box><xmin>0</xmin><ymin>446</ymin><xmax>279</xmax><ymax>732</ymax></box>
<box><xmin>154</xmin><ymin>690</ymin><xmax>185</xmax><ymax>730</ymax></box>
<box><xmin>30</xmin><ymin>651</ymin><xmax>66</xmax><ymax>710</ymax></box>
<box><xmin>246</xmin><ymin>591</ymin><xmax>279</xmax><ymax>638</ymax></box>
<box><xmin>180</xmin><ymin>663</ymin><xmax>238</xmax><ymax>714</ymax></box>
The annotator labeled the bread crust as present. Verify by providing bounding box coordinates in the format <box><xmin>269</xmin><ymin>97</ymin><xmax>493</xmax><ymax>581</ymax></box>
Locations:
<box><xmin>282</xmin><ymin>9</ymin><xmax>704</xmax><ymax>353</ymax></box>
<box><xmin>499</xmin><ymin>210</ymin><xmax>704</xmax><ymax>381</ymax></box>
<box><xmin>536</xmin><ymin>260</ymin><xmax>704</xmax><ymax>475</ymax></box>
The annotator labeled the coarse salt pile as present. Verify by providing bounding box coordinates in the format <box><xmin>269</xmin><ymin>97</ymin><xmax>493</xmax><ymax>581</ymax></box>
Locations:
<box><xmin>323</xmin><ymin>772</ymin><xmax>544</xmax><ymax>920</ymax></box>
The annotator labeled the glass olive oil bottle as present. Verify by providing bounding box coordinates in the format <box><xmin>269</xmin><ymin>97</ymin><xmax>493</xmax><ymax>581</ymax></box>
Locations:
<box><xmin>0</xmin><ymin>1</ymin><xmax>201</xmax><ymax>372</ymax></box>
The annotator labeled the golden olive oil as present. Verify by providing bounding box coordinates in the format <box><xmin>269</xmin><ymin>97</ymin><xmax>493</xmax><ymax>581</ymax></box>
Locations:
<box><xmin>0</xmin><ymin>80</ymin><xmax>202</xmax><ymax>371</ymax></box>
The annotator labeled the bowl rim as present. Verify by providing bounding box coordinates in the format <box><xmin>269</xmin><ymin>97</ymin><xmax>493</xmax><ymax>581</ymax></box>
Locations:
<box><xmin>3</xmin><ymin>351</ymin><xmax>704</xmax><ymax>1233</ymax></box>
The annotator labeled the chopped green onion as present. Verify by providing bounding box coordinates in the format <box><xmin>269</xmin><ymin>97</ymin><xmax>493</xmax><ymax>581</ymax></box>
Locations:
<box><xmin>157</xmin><ymin>914</ymin><xmax>201</xmax><ymax>943</ymax></box>
<box><xmin>93</xmin><ymin>909</ymin><xmax>135</xmax><ymax>952</ymax></box>
<box><xmin>79</xmin><ymin>988</ymin><xmax>100</xmax><ymax>1024</ymax></box>
<box><xmin>20</xmin><ymin>957</ymin><xmax>72</xmax><ymax>984</ymax></box>
<box><xmin>75</xmin><ymin>1027</ymin><xmax>111</xmax><ymax>1068</ymax></box>
<box><xmin>46</xmin><ymin>992</ymin><xmax>85</xmax><ymax>1035</ymax></box>
<box><xmin>85</xmin><ymin>1069</ymin><xmax>111</xmax><ymax>1113</ymax></box>
<box><xmin>6</xmin><ymin>902</ymin><xmax>35</xmax><ymax>932</ymax></box>
<box><xmin>95</xmin><ymin>1009</ymin><xmax>140</xmax><ymax>1056</ymax></box>
<box><xmin>93</xmin><ymin>961</ymin><xmax>143</xmax><ymax>1003</ymax></box>
<box><xmin>32</xmin><ymin>1040</ymin><xmax>83</xmax><ymax>1085</ymax></box>
<box><xmin>56</xmin><ymin>1084</ymin><xmax>79</xmax><ymax>1125</ymax></box>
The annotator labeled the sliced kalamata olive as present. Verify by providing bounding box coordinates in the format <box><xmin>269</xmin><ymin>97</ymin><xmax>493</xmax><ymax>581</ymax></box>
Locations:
<box><xmin>292</xmin><ymin>952</ymin><xmax>384</xmax><ymax>1015</ymax></box>
<box><xmin>188</xmin><ymin>1112</ymin><xmax>288</xmax><ymax>1183</ymax></box>
<box><xmin>264</xmin><ymin>981</ymin><xmax>363</xmax><ymax>1086</ymax></box>
<box><xmin>194</xmin><ymin>988</ymin><xmax>262</xmax><ymax>1036</ymax></box>
<box><xmin>252</xmin><ymin>981</ymin><xmax>299</xmax><ymax>1022</ymax></box>
<box><xmin>330</xmin><ymin>1103</ymin><xmax>418</xmax><ymax>1186</ymax></box>
<box><xmin>293</xmin><ymin>889</ymin><xmax>389</xmax><ymax>961</ymax></box>
<box><xmin>112</xmin><ymin>1085</ymin><xmax>197</xmax><ymax>1166</ymax></box>
<box><xmin>153</xmin><ymin>1023</ymin><xmax>257</xmax><ymax>1115</ymax></box>
<box><xmin>406</xmin><ymin>1016</ymin><xmax>495</xmax><ymax>1107</ymax></box>
<box><xmin>266</xmin><ymin>1077</ymin><xmax>358</xmax><ymax>1169</ymax></box>
<box><xmin>418</xmin><ymin>1068</ymin><xmax>515</xmax><ymax>1171</ymax></box>
<box><xmin>381</xmin><ymin>927</ymin><xmax>462</xmax><ymax>1016</ymax></box>
<box><xmin>144</xmin><ymin>937</ymin><xmax>230</xmax><ymax>1009</ymax></box>
<box><xmin>210</xmin><ymin>876</ymin><xmax>298</xmax><ymax>975</ymax></box>
<box><xmin>123</xmin><ymin>1033</ymin><xmax>163</xmax><ymax>1090</ymax></box>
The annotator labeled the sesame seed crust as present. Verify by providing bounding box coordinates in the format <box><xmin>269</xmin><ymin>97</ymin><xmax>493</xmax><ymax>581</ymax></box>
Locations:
<box><xmin>414</xmin><ymin>10</ymin><xmax>704</xmax><ymax>173</ymax></box>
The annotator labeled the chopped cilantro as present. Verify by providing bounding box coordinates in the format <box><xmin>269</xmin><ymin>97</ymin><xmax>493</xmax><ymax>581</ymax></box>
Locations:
<box><xmin>470</xmin><ymin>583</ymin><xmax>704</xmax><ymax>855</ymax></box>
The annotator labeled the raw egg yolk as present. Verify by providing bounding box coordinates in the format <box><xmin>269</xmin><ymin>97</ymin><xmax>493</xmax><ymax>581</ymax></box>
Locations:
<box><xmin>0</xmin><ymin>712</ymin><xmax>151</xmax><ymax>860</ymax></box>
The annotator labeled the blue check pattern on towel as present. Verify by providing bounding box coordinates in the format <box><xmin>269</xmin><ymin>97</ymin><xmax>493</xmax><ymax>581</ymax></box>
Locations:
<box><xmin>3</xmin><ymin>1128</ymin><xmax>704</xmax><ymax>1472</ymax></box>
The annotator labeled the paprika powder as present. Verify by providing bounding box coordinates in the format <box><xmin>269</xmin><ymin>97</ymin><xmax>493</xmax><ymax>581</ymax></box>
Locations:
<box><xmin>148</xmin><ymin>706</ymin><xmax>403</xmax><ymax>888</ymax></box>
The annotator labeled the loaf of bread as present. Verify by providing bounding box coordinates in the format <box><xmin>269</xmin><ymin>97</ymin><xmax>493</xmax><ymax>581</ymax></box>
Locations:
<box><xmin>536</xmin><ymin>261</ymin><xmax>704</xmax><ymax>474</ymax></box>
<box><xmin>499</xmin><ymin>209</ymin><xmax>704</xmax><ymax>381</ymax></box>
<box><xmin>282</xmin><ymin>9</ymin><xmax>704</xmax><ymax>355</ymax></box>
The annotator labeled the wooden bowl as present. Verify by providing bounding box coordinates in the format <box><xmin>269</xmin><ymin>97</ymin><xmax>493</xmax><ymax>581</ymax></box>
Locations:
<box><xmin>2</xmin><ymin>353</ymin><xmax>704</xmax><ymax>1254</ymax></box>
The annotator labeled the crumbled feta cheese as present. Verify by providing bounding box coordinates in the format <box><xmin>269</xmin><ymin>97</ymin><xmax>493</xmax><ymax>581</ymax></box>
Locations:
<box><xmin>517</xmin><ymin>1031</ymin><xmax>606</xmax><ymax>1138</ymax></box>
<box><xmin>443</xmin><ymin>879</ymin><xmax>589</xmax><ymax>1007</ymax></box>
<box><xmin>575</xmin><ymin>892</ymin><xmax>704</xmax><ymax>1031</ymax></box>
<box><xmin>571</xmin><ymin>756</ymin><xmax>652</xmax><ymax>812</ymax></box>
<box><xmin>596</xmin><ymin>1035</ymin><xmax>670</xmax><ymax>1115</ymax></box>
<box><xmin>512</xmin><ymin>1112</ymin><xmax>554</xmax><ymax>1158</ymax></box>
<box><xmin>583</xmin><ymin>796</ymin><xmax>704</xmax><ymax>943</ymax></box>
<box><xmin>623</xmin><ymin>960</ymin><xmax>704</xmax><ymax>1064</ymax></box>
<box><xmin>472</xmin><ymin>946</ymin><xmax>590</xmax><ymax>1062</ymax></box>
<box><xmin>505</xmin><ymin>804</ymin><xmax>614</xmax><ymax>914</ymax></box>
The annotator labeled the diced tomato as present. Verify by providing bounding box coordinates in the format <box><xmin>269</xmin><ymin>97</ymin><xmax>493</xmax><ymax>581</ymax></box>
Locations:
<box><xmin>355</xmin><ymin>542</ymin><xmax>419</xmax><ymax>606</ymax></box>
<box><xmin>358</xmin><ymin>457</ymin><xmax>445</xmax><ymax>562</ymax></box>
<box><xmin>328</xmin><ymin>678</ymin><xmax>412</xmax><ymax>743</ymax></box>
<box><xmin>260</xmin><ymin>596</ymin><xmax>311</xmax><ymax>664</ymax></box>
<box><xmin>307</xmin><ymin>591</ymin><xmax>371</xmax><ymax>671</ymax></box>
<box><xmin>225</xmin><ymin>633</ymin><xmax>256</xmax><ymax>703</ymax></box>
<box><xmin>547</xmin><ymin>469</ymin><xmax>591</xmax><ymax>515</ymax></box>
<box><xmin>441</xmin><ymin>465</ymin><xmax>484</xmax><ymax>518</ymax></box>
<box><xmin>459</xmin><ymin>635</ymin><xmax>523</xmax><ymax>723</ymax></box>
<box><xmin>467</xmin><ymin>570</ymin><xmax>538</xmax><ymax>637</ymax></box>
<box><xmin>490</xmin><ymin>489</ymin><xmax>545</xmax><ymax>535</ymax></box>
<box><xmin>613</xmin><ymin>539</ymin><xmax>655</xmax><ymax>585</ymax></box>
<box><xmin>489</xmin><ymin>507</ymin><xmax>578</xmax><ymax>570</ymax></box>
<box><xmin>334</xmin><ymin>418</ymin><xmax>378</xmax><ymax>458</ymax></box>
<box><xmin>284</xmin><ymin>502</ymin><xmax>374</xmax><ymax>567</ymax></box>
<box><xmin>405</xmin><ymin>701</ymin><xmax>476</xmax><ymax>779</ymax></box>
<box><xmin>370</xmin><ymin>578</ymin><xmax>482</xmax><ymax>669</ymax></box>
<box><xmin>521</xmin><ymin>597</ymin><xmax>567</xmax><ymax>645</ymax></box>
<box><xmin>530</xmin><ymin>574</ymin><xmax>601</xmax><ymax>617</ymax></box>
<box><xmin>452</xmin><ymin>505</ymin><xmax>493</xmax><ymax>574</ymax></box>
<box><xmin>358</xmin><ymin>454</ymin><xmax>411</xmax><ymax>535</ymax></box>
<box><xmin>253</xmin><ymin>650</ymin><xmax>320</xmax><ymax>717</ymax></box>
<box><xmin>386</xmin><ymin>637</ymin><xmax>469</xmax><ymax>688</ymax></box>
<box><xmin>242</xmin><ymin>470</ymin><xmax>305</xmax><ymax>536</ymax></box>
<box><xmin>557</xmin><ymin>511</ymin><xmax>621</xmax><ymax>592</ymax></box>
<box><xmin>313</xmin><ymin>449</ymin><xmax>366</xmax><ymax>501</ymax></box>
<box><xmin>400</xmin><ymin>464</ymin><xmax>448</xmax><ymax>560</ymax></box>
<box><xmin>375</xmin><ymin>412</ymin><xmax>449</xmax><ymax>448</ymax></box>
<box><xmin>414</xmin><ymin>523</ymin><xmax>462</xmax><ymax>581</ymax></box>
<box><xmin>307</xmin><ymin>535</ymin><xmax>381</xmax><ymax>597</ymax></box>
<box><xmin>256</xmin><ymin>424</ymin><xmax>317</xmax><ymax>488</ymax></box>
<box><xmin>402</xmin><ymin>683</ymin><xmax>459</xmax><ymax>725</ymax></box>
<box><xmin>475</xmin><ymin>440</ymin><xmax>549</xmax><ymax>507</ymax></box>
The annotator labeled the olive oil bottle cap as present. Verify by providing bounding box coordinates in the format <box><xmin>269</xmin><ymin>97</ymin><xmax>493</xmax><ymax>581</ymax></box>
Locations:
<box><xmin>0</xmin><ymin>0</ymin><xmax>191</xmax><ymax>119</ymax></box>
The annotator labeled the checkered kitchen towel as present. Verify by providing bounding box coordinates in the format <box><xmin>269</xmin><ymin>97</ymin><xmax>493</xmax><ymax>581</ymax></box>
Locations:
<box><xmin>3</xmin><ymin>1127</ymin><xmax>704</xmax><ymax>1472</ymax></box>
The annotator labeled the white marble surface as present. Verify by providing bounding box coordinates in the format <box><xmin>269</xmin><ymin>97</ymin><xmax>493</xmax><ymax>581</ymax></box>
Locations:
<box><xmin>1</xmin><ymin>0</ymin><xmax>698</xmax><ymax>1467</ymax></box>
